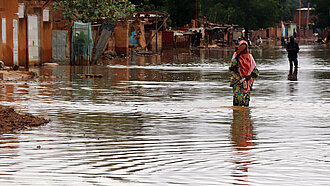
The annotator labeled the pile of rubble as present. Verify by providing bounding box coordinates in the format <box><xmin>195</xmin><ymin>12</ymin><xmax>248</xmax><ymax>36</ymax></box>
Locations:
<box><xmin>0</xmin><ymin>105</ymin><xmax>49</xmax><ymax>132</ymax></box>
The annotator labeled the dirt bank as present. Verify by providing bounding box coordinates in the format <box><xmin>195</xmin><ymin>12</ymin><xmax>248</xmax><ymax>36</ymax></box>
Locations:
<box><xmin>0</xmin><ymin>105</ymin><xmax>50</xmax><ymax>132</ymax></box>
<box><xmin>0</xmin><ymin>70</ymin><xmax>35</xmax><ymax>82</ymax></box>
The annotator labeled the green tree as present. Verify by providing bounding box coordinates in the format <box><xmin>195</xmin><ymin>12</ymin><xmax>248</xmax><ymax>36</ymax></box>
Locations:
<box><xmin>53</xmin><ymin>0</ymin><xmax>135</xmax><ymax>24</ymax></box>
<box><xmin>311</xmin><ymin>0</ymin><xmax>330</xmax><ymax>28</ymax></box>
<box><xmin>130</xmin><ymin>0</ymin><xmax>196</xmax><ymax>27</ymax></box>
<box><xmin>130</xmin><ymin>0</ymin><xmax>173</xmax><ymax>24</ymax></box>
<box><xmin>167</xmin><ymin>0</ymin><xmax>197</xmax><ymax>26</ymax></box>
<box><xmin>279</xmin><ymin>0</ymin><xmax>299</xmax><ymax>21</ymax></box>
<box><xmin>131</xmin><ymin>0</ymin><xmax>297</xmax><ymax>29</ymax></box>
<box><xmin>203</xmin><ymin>0</ymin><xmax>282</xmax><ymax>29</ymax></box>
<box><xmin>131</xmin><ymin>0</ymin><xmax>168</xmax><ymax>12</ymax></box>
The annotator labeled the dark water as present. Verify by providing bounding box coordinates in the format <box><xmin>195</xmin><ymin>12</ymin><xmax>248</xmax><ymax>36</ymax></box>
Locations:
<box><xmin>0</xmin><ymin>45</ymin><xmax>329</xmax><ymax>185</ymax></box>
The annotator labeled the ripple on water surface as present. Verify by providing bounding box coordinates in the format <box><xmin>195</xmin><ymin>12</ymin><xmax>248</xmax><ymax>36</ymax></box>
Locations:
<box><xmin>0</xmin><ymin>45</ymin><xmax>330</xmax><ymax>185</ymax></box>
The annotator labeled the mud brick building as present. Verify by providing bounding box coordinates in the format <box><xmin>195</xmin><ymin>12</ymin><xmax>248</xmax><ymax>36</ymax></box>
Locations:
<box><xmin>294</xmin><ymin>8</ymin><xmax>315</xmax><ymax>28</ymax></box>
<box><xmin>1</xmin><ymin>2</ymin><xmax>168</xmax><ymax>66</ymax></box>
<box><xmin>107</xmin><ymin>12</ymin><xmax>167</xmax><ymax>57</ymax></box>
<box><xmin>0</xmin><ymin>0</ymin><xmax>70</xmax><ymax>67</ymax></box>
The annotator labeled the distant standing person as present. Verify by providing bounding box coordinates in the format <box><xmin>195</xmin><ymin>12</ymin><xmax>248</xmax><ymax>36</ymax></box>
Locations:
<box><xmin>286</xmin><ymin>36</ymin><xmax>299</xmax><ymax>69</ymax></box>
<box><xmin>192</xmin><ymin>30</ymin><xmax>197</xmax><ymax>47</ymax></box>
<box><xmin>194</xmin><ymin>30</ymin><xmax>202</xmax><ymax>47</ymax></box>
<box><xmin>256</xmin><ymin>35</ymin><xmax>262</xmax><ymax>46</ymax></box>
<box><xmin>229</xmin><ymin>40</ymin><xmax>259</xmax><ymax>106</ymax></box>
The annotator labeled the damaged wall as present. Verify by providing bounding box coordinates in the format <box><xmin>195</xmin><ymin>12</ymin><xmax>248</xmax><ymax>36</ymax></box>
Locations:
<box><xmin>114</xmin><ymin>21</ymin><xmax>129</xmax><ymax>57</ymax></box>
<box><xmin>145</xmin><ymin>30</ymin><xmax>162</xmax><ymax>52</ymax></box>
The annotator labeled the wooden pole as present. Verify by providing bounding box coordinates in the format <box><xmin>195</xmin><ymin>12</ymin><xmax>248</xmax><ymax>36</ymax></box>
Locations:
<box><xmin>307</xmin><ymin>2</ymin><xmax>310</xmax><ymax>30</ymax></box>
<box><xmin>145</xmin><ymin>17</ymin><xmax>168</xmax><ymax>50</ymax></box>
<box><xmin>156</xmin><ymin>20</ymin><xmax>158</xmax><ymax>52</ymax></box>
<box><xmin>299</xmin><ymin>0</ymin><xmax>301</xmax><ymax>39</ymax></box>
<box><xmin>196</xmin><ymin>0</ymin><xmax>198</xmax><ymax>27</ymax></box>
<box><xmin>214</xmin><ymin>10</ymin><xmax>217</xmax><ymax>23</ymax></box>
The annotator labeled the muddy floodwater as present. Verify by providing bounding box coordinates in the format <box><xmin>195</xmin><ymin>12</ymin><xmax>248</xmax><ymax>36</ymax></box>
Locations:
<box><xmin>0</xmin><ymin>45</ymin><xmax>329</xmax><ymax>185</ymax></box>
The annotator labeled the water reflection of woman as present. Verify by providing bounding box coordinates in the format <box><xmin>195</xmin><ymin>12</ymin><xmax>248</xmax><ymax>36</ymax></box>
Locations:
<box><xmin>231</xmin><ymin>108</ymin><xmax>255</xmax><ymax>182</ymax></box>
<box><xmin>229</xmin><ymin>41</ymin><xmax>259</xmax><ymax>106</ymax></box>
<box><xmin>231</xmin><ymin>108</ymin><xmax>254</xmax><ymax>150</ymax></box>
<box><xmin>288</xmin><ymin>66</ymin><xmax>298</xmax><ymax>81</ymax></box>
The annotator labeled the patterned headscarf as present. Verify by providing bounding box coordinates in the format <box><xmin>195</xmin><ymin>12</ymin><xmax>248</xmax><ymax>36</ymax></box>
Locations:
<box><xmin>237</xmin><ymin>40</ymin><xmax>255</xmax><ymax>78</ymax></box>
<box><xmin>232</xmin><ymin>40</ymin><xmax>256</xmax><ymax>92</ymax></box>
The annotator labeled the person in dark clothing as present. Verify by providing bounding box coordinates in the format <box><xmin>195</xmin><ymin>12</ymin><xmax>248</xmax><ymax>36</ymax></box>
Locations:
<box><xmin>286</xmin><ymin>36</ymin><xmax>299</xmax><ymax>69</ymax></box>
<box><xmin>192</xmin><ymin>30</ymin><xmax>197</xmax><ymax>47</ymax></box>
<box><xmin>194</xmin><ymin>30</ymin><xmax>202</xmax><ymax>47</ymax></box>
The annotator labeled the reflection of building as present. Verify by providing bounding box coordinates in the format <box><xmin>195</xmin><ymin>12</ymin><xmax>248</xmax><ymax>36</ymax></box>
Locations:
<box><xmin>109</xmin><ymin>59</ymin><xmax>130</xmax><ymax>81</ymax></box>
<box><xmin>107</xmin><ymin>55</ymin><xmax>200</xmax><ymax>82</ymax></box>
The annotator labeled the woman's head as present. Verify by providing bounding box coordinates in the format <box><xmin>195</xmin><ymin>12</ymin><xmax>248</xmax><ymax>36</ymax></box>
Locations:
<box><xmin>237</xmin><ymin>40</ymin><xmax>249</xmax><ymax>55</ymax></box>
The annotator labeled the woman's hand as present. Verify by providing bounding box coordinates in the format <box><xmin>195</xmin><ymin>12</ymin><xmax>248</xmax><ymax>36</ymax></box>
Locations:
<box><xmin>229</xmin><ymin>65</ymin><xmax>238</xmax><ymax>72</ymax></box>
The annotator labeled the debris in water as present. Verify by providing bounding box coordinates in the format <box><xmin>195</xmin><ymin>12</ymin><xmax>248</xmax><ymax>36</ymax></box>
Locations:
<box><xmin>84</xmin><ymin>74</ymin><xmax>103</xmax><ymax>78</ymax></box>
<box><xmin>0</xmin><ymin>105</ymin><xmax>50</xmax><ymax>132</ymax></box>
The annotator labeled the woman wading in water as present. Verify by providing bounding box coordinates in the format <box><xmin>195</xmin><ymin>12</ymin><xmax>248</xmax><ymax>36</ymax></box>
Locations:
<box><xmin>229</xmin><ymin>40</ymin><xmax>259</xmax><ymax>106</ymax></box>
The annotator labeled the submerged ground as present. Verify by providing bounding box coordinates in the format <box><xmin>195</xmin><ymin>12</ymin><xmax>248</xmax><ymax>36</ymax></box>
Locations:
<box><xmin>0</xmin><ymin>44</ymin><xmax>329</xmax><ymax>185</ymax></box>
<box><xmin>0</xmin><ymin>70</ymin><xmax>49</xmax><ymax>131</ymax></box>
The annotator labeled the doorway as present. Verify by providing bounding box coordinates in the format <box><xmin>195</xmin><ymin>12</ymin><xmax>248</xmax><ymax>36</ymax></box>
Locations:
<box><xmin>13</xmin><ymin>19</ymin><xmax>18</xmax><ymax>66</ymax></box>
<box><xmin>28</xmin><ymin>15</ymin><xmax>41</xmax><ymax>65</ymax></box>
<box><xmin>52</xmin><ymin>30</ymin><xmax>68</xmax><ymax>63</ymax></box>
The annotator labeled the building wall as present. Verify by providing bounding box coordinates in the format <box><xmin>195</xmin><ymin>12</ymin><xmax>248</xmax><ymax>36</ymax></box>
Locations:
<box><xmin>157</xmin><ymin>31</ymin><xmax>162</xmax><ymax>51</ymax></box>
<box><xmin>257</xmin><ymin>29</ymin><xmax>267</xmax><ymax>39</ymax></box>
<box><xmin>268</xmin><ymin>27</ymin><xmax>275</xmax><ymax>38</ymax></box>
<box><xmin>0</xmin><ymin>0</ymin><xmax>55</xmax><ymax>66</ymax></box>
<box><xmin>294</xmin><ymin>10</ymin><xmax>314</xmax><ymax>27</ymax></box>
<box><xmin>162</xmin><ymin>31</ymin><xmax>174</xmax><ymax>49</ymax></box>
<box><xmin>145</xmin><ymin>30</ymin><xmax>162</xmax><ymax>52</ymax></box>
<box><xmin>114</xmin><ymin>21</ymin><xmax>129</xmax><ymax>57</ymax></box>
<box><xmin>52</xmin><ymin>9</ymin><xmax>71</xmax><ymax>59</ymax></box>
<box><xmin>275</xmin><ymin>27</ymin><xmax>282</xmax><ymax>38</ymax></box>
<box><xmin>107</xmin><ymin>33</ymin><xmax>116</xmax><ymax>52</ymax></box>
<box><xmin>23</xmin><ymin>1</ymin><xmax>53</xmax><ymax>65</ymax></box>
<box><xmin>42</xmin><ymin>19</ymin><xmax>52</xmax><ymax>63</ymax></box>
<box><xmin>0</xmin><ymin>0</ymin><xmax>18</xmax><ymax>66</ymax></box>
<box><xmin>18</xmin><ymin>15</ymin><xmax>28</xmax><ymax>66</ymax></box>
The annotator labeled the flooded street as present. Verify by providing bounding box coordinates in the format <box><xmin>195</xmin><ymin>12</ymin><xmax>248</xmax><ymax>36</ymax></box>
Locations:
<box><xmin>0</xmin><ymin>45</ymin><xmax>329</xmax><ymax>185</ymax></box>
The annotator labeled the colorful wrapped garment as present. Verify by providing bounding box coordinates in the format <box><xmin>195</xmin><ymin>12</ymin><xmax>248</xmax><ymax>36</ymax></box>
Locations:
<box><xmin>229</xmin><ymin>41</ymin><xmax>259</xmax><ymax>106</ymax></box>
